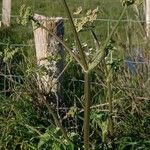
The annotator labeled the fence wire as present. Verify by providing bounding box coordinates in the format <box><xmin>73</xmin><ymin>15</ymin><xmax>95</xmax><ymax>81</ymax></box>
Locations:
<box><xmin>0</xmin><ymin>1</ymin><xmax>149</xmax><ymax>133</ymax></box>
<box><xmin>0</xmin><ymin>13</ymin><xmax>147</xmax><ymax>23</ymax></box>
<box><xmin>0</xmin><ymin>0</ymin><xmax>150</xmax><ymax>129</ymax></box>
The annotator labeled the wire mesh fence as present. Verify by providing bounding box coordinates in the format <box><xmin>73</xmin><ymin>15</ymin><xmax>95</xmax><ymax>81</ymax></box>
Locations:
<box><xmin>0</xmin><ymin>0</ymin><xmax>149</xmax><ymax>96</ymax></box>
<box><xmin>0</xmin><ymin>2</ymin><xmax>149</xmax><ymax>144</ymax></box>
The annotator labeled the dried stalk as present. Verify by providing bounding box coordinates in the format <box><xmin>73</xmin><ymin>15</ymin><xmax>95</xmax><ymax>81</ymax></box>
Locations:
<box><xmin>61</xmin><ymin>1</ymin><xmax>91</xmax><ymax>149</ymax></box>
<box><xmin>83</xmin><ymin>72</ymin><xmax>91</xmax><ymax>150</ymax></box>
<box><xmin>31</xmin><ymin>2</ymin><xmax>127</xmax><ymax>149</ymax></box>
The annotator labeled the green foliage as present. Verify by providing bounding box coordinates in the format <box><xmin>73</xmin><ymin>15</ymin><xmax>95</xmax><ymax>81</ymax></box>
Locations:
<box><xmin>117</xmin><ymin>137</ymin><xmax>150</xmax><ymax>150</ymax></box>
<box><xmin>3</xmin><ymin>47</ymin><xmax>19</xmax><ymax>63</ymax></box>
<box><xmin>74</xmin><ymin>7</ymin><xmax>99</xmax><ymax>32</ymax></box>
<box><xmin>67</xmin><ymin>106</ymin><xmax>78</xmax><ymax>118</ymax></box>
<box><xmin>37</xmin><ymin>126</ymin><xmax>76</xmax><ymax>149</ymax></box>
<box><xmin>91</xmin><ymin>110</ymin><xmax>109</xmax><ymax>143</ymax></box>
<box><xmin>0</xmin><ymin>0</ymin><xmax>149</xmax><ymax>149</ymax></box>
<box><xmin>17</xmin><ymin>5</ymin><xmax>32</xmax><ymax>26</ymax></box>
<box><xmin>0</xmin><ymin>96</ymin><xmax>38</xmax><ymax>149</ymax></box>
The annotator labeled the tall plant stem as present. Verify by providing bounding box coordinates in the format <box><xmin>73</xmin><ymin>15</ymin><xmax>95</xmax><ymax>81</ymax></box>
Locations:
<box><xmin>60</xmin><ymin>1</ymin><xmax>91</xmax><ymax>148</ymax></box>
<box><xmin>107</xmin><ymin>75</ymin><xmax>114</xmax><ymax>149</ymax></box>
<box><xmin>107</xmin><ymin>49</ymin><xmax>114</xmax><ymax>149</ymax></box>
<box><xmin>62</xmin><ymin>0</ymin><xmax>88</xmax><ymax>71</ymax></box>
<box><xmin>83</xmin><ymin>72</ymin><xmax>91</xmax><ymax>150</ymax></box>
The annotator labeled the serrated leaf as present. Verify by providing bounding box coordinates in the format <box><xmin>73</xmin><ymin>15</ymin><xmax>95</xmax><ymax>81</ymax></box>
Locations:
<box><xmin>73</xmin><ymin>6</ymin><xmax>82</xmax><ymax>15</ymax></box>
<box><xmin>93</xmin><ymin>7</ymin><xmax>99</xmax><ymax>14</ymax></box>
<box><xmin>86</xmin><ymin>10</ymin><xmax>92</xmax><ymax>15</ymax></box>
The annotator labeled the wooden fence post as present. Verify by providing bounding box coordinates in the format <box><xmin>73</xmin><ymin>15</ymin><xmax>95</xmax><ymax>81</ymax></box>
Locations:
<box><xmin>146</xmin><ymin>0</ymin><xmax>150</xmax><ymax>38</ymax></box>
<box><xmin>32</xmin><ymin>14</ymin><xmax>64</xmax><ymax>102</ymax></box>
<box><xmin>1</xmin><ymin>0</ymin><xmax>11</xmax><ymax>27</ymax></box>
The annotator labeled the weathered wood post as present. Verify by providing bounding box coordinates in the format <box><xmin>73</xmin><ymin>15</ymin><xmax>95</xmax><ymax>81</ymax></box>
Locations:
<box><xmin>145</xmin><ymin>0</ymin><xmax>150</xmax><ymax>38</ymax></box>
<box><xmin>1</xmin><ymin>0</ymin><xmax>11</xmax><ymax>27</ymax></box>
<box><xmin>32</xmin><ymin>14</ymin><xmax>64</xmax><ymax>103</ymax></box>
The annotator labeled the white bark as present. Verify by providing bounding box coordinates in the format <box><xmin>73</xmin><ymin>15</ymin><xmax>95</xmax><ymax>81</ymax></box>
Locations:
<box><xmin>2</xmin><ymin>0</ymin><xmax>11</xmax><ymax>27</ymax></box>
<box><xmin>146</xmin><ymin>0</ymin><xmax>150</xmax><ymax>37</ymax></box>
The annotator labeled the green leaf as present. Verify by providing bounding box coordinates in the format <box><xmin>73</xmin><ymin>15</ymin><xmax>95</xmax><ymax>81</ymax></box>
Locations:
<box><xmin>38</xmin><ymin>132</ymin><xmax>51</xmax><ymax>149</ymax></box>
<box><xmin>73</xmin><ymin>6</ymin><xmax>82</xmax><ymax>15</ymax></box>
<box><xmin>17</xmin><ymin>5</ymin><xmax>32</xmax><ymax>26</ymax></box>
<box><xmin>3</xmin><ymin>47</ymin><xmax>19</xmax><ymax>63</ymax></box>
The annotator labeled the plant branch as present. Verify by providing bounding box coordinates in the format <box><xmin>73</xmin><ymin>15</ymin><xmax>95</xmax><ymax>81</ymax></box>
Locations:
<box><xmin>37</xmin><ymin>89</ymin><xmax>71</xmax><ymax>142</ymax></box>
<box><xmin>62</xmin><ymin>0</ymin><xmax>88</xmax><ymax>71</ymax></box>
<box><xmin>31</xmin><ymin>17</ymin><xmax>85</xmax><ymax>71</ymax></box>
<box><xmin>89</xmin><ymin>6</ymin><xmax>127</xmax><ymax>71</ymax></box>
<box><xmin>24</xmin><ymin>75</ymin><xmax>71</xmax><ymax>143</ymax></box>
<box><xmin>40</xmin><ymin>94</ymin><xmax>71</xmax><ymax>143</ymax></box>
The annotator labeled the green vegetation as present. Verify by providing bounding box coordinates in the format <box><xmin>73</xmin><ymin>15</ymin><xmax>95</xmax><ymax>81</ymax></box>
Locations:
<box><xmin>0</xmin><ymin>0</ymin><xmax>150</xmax><ymax>149</ymax></box>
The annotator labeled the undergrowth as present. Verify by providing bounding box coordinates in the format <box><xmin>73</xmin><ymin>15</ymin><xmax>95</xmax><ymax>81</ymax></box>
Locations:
<box><xmin>0</xmin><ymin>0</ymin><xmax>150</xmax><ymax>149</ymax></box>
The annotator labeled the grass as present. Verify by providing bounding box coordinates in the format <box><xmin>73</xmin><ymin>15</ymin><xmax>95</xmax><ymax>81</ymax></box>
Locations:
<box><xmin>0</xmin><ymin>0</ymin><xmax>123</xmax><ymax>43</ymax></box>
